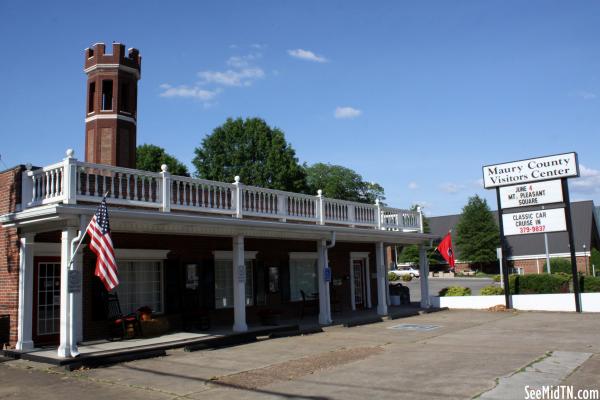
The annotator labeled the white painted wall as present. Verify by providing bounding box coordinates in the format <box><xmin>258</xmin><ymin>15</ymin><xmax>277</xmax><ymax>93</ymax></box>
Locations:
<box><xmin>430</xmin><ymin>293</ymin><xmax>600</xmax><ymax>313</ymax></box>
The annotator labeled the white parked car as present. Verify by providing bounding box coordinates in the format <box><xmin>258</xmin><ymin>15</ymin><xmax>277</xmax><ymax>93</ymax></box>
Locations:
<box><xmin>390</xmin><ymin>266</ymin><xmax>420</xmax><ymax>278</ymax></box>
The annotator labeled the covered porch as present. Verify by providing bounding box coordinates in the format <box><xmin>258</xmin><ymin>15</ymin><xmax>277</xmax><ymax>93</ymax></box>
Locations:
<box><xmin>1</xmin><ymin>151</ymin><xmax>436</xmax><ymax>359</ymax></box>
<box><xmin>5</xmin><ymin>303</ymin><xmax>433</xmax><ymax>368</ymax></box>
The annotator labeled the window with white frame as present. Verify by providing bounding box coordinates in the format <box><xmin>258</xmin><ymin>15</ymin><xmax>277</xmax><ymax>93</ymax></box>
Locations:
<box><xmin>115</xmin><ymin>260</ymin><xmax>163</xmax><ymax>315</ymax></box>
<box><xmin>289</xmin><ymin>253</ymin><xmax>318</xmax><ymax>301</ymax></box>
<box><xmin>214</xmin><ymin>253</ymin><xmax>255</xmax><ymax>309</ymax></box>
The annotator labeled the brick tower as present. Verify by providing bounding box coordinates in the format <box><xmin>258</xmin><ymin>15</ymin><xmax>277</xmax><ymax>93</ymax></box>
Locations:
<box><xmin>84</xmin><ymin>42</ymin><xmax>141</xmax><ymax>168</ymax></box>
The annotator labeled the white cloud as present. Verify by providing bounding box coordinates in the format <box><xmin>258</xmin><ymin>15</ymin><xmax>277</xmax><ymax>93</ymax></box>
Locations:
<box><xmin>408</xmin><ymin>182</ymin><xmax>418</xmax><ymax>190</ymax></box>
<box><xmin>226</xmin><ymin>53</ymin><xmax>261</xmax><ymax>68</ymax></box>
<box><xmin>570</xmin><ymin>164</ymin><xmax>600</xmax><ymax>194</ymax></box>
<box><xmin>334</xmin><ymin>106</ymin><xmax>362</xmax><ymax>119</ymax></box>
<box><xmin>160</xmin><ymin>50</ymin><xmax>266</xmax><ymax>104</ymax></box>
<box><xmin>440</xmin><ymin>182</ymin><xmax>465</xmax><ymax>194</ymax></box>
<box><xmin>288</xmin><ymin>49</ymin><xmax>328</xmax><ymax>63</ymax></box>
<box><xmin>198</xmin><ymin>67</ymin><xmax>265</xmax><ymax>87</ymax></box>
<box><xmin>159</xmin><ymin>84</ymin><xmax>219</xmax><ymax>101</ymax></box>
<box><xmin>572</xmin><ymin>91</ymin><xmax>597</xmax><ymax>100</ymax></box>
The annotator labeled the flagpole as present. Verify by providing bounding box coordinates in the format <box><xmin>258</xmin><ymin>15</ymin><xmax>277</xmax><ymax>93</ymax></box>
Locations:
<box><xmin>68</xmin><ymin>192</ymin><xmax>109</xmax><ymax>267</ymax></box>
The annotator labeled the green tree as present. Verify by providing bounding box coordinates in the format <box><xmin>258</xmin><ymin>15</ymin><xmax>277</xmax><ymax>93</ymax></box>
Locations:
<box><xmin>454</xmin><ymin>195</ymin><xmax>500</xmax><ymax>269</ymax></box>
<box><xmin>591</xmin><ymin>248</ymin><xmax>600</xmax><ymax>276</ymax></box>
<box><xmin>136</xmin><ymin>144</ymin><xmax>189</xmax><ymax>176</ymax></box>
<box><xmin>192</xmin><ymin>118</ymin><xmax>307</xmax><ymax>192</ymax></box>
<box><xmin>304</xmin><ymin>163</ymin><xmax>385</xmax><ymax>203</ymax></box>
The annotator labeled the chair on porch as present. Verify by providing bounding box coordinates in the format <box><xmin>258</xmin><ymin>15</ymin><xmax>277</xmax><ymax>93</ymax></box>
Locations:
<box><xmin>300</xmin><ymin>290</ymin><xmax>318</xmax><ymax>320</ymax></box>
<box><xmin>106</xmin><ymin>293</ymin><xmax>142</xmax><ymax>340</ymax></box>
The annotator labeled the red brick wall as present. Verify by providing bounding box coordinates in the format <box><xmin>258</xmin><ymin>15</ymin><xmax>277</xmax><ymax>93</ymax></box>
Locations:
<box><xmin>0</xmin><ymin>166</ymin><xmax>23</xmax><ymax>347</ymax></box>
<box><xmin>80</xmin><ymin>233</ymin><xmax>379</xmax><ymax>341</ymax></box>
<box><xmin>512</xmin><ymin>256</ymin><xmax>590</xmax><ymax>274</ymax></box>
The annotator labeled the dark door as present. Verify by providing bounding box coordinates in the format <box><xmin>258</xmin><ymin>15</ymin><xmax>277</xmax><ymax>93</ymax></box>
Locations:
<box><xmin>33</xmin><ymin>257</ymin><xmax>61</xmax><ymax>345</ymax></box>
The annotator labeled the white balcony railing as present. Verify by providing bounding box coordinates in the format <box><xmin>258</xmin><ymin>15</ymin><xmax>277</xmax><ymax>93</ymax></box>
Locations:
<box><xmin>20</xmin><ymin>150</ymin><xmax>423</xmax><ymax>232</ymax></box>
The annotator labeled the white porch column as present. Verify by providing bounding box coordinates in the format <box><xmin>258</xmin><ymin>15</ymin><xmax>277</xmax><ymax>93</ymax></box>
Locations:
<box><xmin>376</xmin><ymin>242</ymin><xmax>388</xmax><ymax>315</ymax></box>
<box><xmin>58</xmin><ymin>227</ymin><xmax>78</xmax><ymax>358</ymax></box>
<box><xmin>16</xmin><ymin>233</ymin><xmax>35</xmax><ymax>351</ymax></box>
<box><xmin>232</xmin><ymin>235</ymin><xmax>248</xmax><ymax>332</ymax></box>
<box><xmin>419</xmin><ymin>244</ymin><xmax>430</xmax><ymax>308</ymax></box>
<box><xmin>317</xmin><ymin>240</ymin><xmax>332</xmax><ymax>325</ymax></box>
<box><xmin>365</xmin><ymin>258</ymin><xmax>372</xmax><ymax>309</ymax></box>
<box><xmin>72</xmin><ymin>248</ymin><xmax>83</xmax><ymax>344</ymax></box>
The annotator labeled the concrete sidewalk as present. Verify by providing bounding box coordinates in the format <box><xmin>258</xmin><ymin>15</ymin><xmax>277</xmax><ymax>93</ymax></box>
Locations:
<box><xmin>1</xmin><ymin>309</ymin><xmax>599</xmax><ymax>399</ymax></box>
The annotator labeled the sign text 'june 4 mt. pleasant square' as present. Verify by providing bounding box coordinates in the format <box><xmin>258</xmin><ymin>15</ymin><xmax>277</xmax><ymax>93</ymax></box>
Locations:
<box><xmin>499</xmin><ymin>180</ymin><xmax>563</xmax><ymax>209</ymax></box>
<box><xmin>483</xmin><ymin>152</ymin><xmax>579</xmax><ymax>188</ymax></box>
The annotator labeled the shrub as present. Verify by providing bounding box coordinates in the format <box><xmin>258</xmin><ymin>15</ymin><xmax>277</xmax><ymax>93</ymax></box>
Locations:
<box><xmin>401</xmin><ymin>274</ymin><xmax>413</xmax><ymax>282</ymax></box>
<box><xmin>480</xmin><ymin>285</ymin><xmax>504</xmax><ymax>296</ymax></box>
<box><xmin>493</xmin><ymin>275</ymin><xmax>501</xmax><ymax>283</ymax></box>
<box><xmin>439</xmin><ymin>286</ymin><xmax>471</xmax><ymax>296</ymax></box>
<box><xmin>543</xmin><ymin>258</ymin><xmax>573</xmax><ymax>274</ymax></box>
<box><xmin>388</xmin><ymin>272</ymin><xmax>399</xmax><ymax>281</ymax></box>
<box><xmin>515</xmin><ymin>274</ymin><xmax>571</xmax><ymax>294</ymax></box>
<box><xmin>580</xmin><ymin>275</ymin><xmax>600</xmax><ymax>293</ymax></box>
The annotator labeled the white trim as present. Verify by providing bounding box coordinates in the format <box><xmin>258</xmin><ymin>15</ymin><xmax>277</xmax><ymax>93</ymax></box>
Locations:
<box><xmin>213</xmin><ymin>250</ymin><xmax>258</xmax><ymax>260</ymax></box>
<box><xmin>2</xmin><ymin>204</ymin><xmax>435</xmax><ymax>245</ymax></box>
<box><xmin>84</xmin><ymin>63</ymin><xmax>140</xmax><ymax>79</ymax></box>
<box><xmin>508</xmin><ymin>252</ymin><xmax>589</xmax><ymax>261</ymax></box>
<box><xmin>289</xmin><ymin>252</ymin><xmax>318</xmax><ymax>260</ymax></box>
<box><xmin>350</xmin><ymin>252</ymin><xmax>372</xmax><ymax>309</ymax></box>
<box><xmin>85</xmin><ymin>113</ymin><xmax>136</xmax><ymax>125</ymax></box>
<box><xmin>114</xmin><ymin>248</ymin><xmax>170</xmax><ymax>260</ymax></box>
<box><xmin>33</xmin><ymin>242</ymin><xmax>61</xmax><ymax>257</ymax></box>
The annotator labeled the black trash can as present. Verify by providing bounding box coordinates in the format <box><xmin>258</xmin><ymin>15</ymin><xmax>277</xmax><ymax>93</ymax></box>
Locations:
<box><xmin>0</xmin><ymin>315</ymin><xmax>9</xmax><ymax>347</ymax></box>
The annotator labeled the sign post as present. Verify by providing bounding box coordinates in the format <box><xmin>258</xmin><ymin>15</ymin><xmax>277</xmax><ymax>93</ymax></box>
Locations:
<box><xmin>495</xmin><ymin>188</ymin><xmax>511</xmax><ymax>308</ymax></box>
<box><xmin>562</xmin><ymin>179</ymin><xmax>582</xmax><ymax>312</ymax></box>
<box><xmin>482</xmin><ymin>152</ymin><xmax>581</xmax><ymax>312</ymax></box>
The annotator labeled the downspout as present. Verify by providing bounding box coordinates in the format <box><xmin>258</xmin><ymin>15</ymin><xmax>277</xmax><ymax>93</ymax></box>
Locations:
<box><xmin>326</xmin><ymin>231</ymin><xmax>336</xmax><ymax>249</ymax></box>
<box><xmin>324</xmin><ymin>231</ymin><xmax>335</xmax><ymax>322</ymax></box>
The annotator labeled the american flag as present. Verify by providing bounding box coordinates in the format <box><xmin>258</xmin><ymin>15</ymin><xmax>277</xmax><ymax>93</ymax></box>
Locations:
<box><xmin>87</xmin><ymin>199</ymin><xmax>118</xmax><ymax>291</ymax></box>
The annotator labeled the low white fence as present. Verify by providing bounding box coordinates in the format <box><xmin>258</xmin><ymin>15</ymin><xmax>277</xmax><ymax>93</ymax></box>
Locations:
<box><xmin>20</xmin><ymin>150</ymin><xmax>423</xmax><ymax>232</ymax></box>
<box><xmin>430</xmin><ymin>293</ymin><xmax>600</xmax><ymax>313</ymax></box>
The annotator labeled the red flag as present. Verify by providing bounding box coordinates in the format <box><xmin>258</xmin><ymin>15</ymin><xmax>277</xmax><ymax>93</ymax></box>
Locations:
<box><xmin>437</xmin><ymin>232</ymin><xmax>455</xmax><ymax>268</ymax></box>
<box><xmin>87</xmin><ymin>199</ymin><xmax>119</xmax><ymax>291</ymax></box>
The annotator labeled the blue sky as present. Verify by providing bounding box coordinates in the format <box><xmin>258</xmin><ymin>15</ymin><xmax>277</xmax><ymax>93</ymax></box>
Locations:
<box><xmin>1</xmin><ymin>1</ymin><xmax>599</xmax><ymax>216</ymax></box>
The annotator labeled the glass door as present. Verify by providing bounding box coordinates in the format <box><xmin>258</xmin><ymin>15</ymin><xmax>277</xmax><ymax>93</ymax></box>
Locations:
<box><xmin>353</xmin><ymin>259</ymin><xmax>365</xmax><ymax>308</ymax></box>
<box><xmin>35</xmin><ymin>261</ymin><xmax>61</xmax><ymax>343</ymax></box>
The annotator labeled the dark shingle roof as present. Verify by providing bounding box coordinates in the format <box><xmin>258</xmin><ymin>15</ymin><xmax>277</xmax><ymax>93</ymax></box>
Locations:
<box><xmin>428</xmin><ymin>200</ymin><xmax>598</xmax><ymax>259</ymax></box>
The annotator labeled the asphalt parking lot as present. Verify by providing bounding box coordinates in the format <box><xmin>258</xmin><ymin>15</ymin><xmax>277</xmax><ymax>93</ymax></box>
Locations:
<box><xmin>2</xmin><ymin>309</ymin><xmax>598</xmax><ymax>400</ymax></box>
<box><xmin>402</xmin><ymin>277</ymin><xmax>497</xmax><ymax>302</ymax></box>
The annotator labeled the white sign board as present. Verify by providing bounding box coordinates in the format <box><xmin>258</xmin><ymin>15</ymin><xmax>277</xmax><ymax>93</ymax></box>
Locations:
<box><xmin>68</xmin><ymin>270</ymin><xmax>81</xmax><ymax>293</ymax></box>
<box><xmin>483</xmin><ymin>152</ymin><xmax>579</xmax><ymax>188</ymax></box>
<box><xmin>237</xmin><ymin>264</ymin><xmax>246</xmax><ymax>282</ymax></box>
<box><xmin>502</xmin><ymin>208</ymin><xmax>567</xmax><ymax>236</ymax></box>
<box><xmin>499</xmin><ymin>180</ymin><xmax>563</xmax><ymax>209</ymax></box>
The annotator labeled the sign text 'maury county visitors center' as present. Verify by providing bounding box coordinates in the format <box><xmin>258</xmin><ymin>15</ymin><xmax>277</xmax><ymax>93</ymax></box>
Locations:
<box><xmin>502</xmin><ymin>208</ymin><xmax>567</xmax><ymax>236</ymax></box>
<box><xmin>499</xmin><ymin>179</ymin><xmax>563</xmax><ymax>209</ymax></box>
<box><xmin>483</xmin><ymin>152</ymin><xmax>579</xmax><ymax>189</ymax></box>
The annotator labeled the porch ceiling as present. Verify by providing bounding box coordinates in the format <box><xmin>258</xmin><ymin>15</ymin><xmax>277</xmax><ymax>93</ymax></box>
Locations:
<box><xmin>1</xmin><ymin>204</ymin><xmax>436</xmax><ymax>245</ymax></box>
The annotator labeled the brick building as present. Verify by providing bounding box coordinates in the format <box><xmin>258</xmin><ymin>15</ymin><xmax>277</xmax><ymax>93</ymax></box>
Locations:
<box><xmin>428</xmin><ymin>201</ymin><xmax>600</xmax><ymax>275</ymax></box>
<box><xmin>0</xmin><ymin>43</ymin><xmax>435</xmax><ymax>357</ymax></box>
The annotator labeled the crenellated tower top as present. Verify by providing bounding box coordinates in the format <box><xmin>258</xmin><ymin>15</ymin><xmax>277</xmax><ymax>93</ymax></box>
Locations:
<box><xmin>83</xmin><ymin>42</ymin><xmax>141</xmax><ymax>168</ymax></box>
